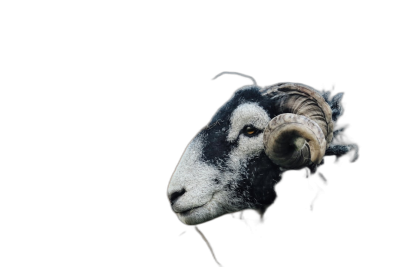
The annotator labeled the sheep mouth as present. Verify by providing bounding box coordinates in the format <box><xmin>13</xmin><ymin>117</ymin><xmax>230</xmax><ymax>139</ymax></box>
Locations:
<box><xmin>177</xmin><ymin>191</ymin><xmax>218</xmax><ymax>217</ymax></box>
<box><xmin>178</xmin><ymin>204</ymin><xmax>206</xmax><ymax>216</ymax></box>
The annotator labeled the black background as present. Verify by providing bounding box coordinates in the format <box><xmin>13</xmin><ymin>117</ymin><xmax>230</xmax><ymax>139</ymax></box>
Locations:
<box><xmin>56</xmin><ymin>34</ymin><xmax>390</xmax><ymax>266</ymax></box>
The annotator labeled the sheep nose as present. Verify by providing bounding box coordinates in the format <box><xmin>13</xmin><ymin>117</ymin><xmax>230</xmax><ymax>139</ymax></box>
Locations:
<box><xmin>169</xmin><ymin>188</ymin><xmax>186</xmax><ymax>206</ymax></box>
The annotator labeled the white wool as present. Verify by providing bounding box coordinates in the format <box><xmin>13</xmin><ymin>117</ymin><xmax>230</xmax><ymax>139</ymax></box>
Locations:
<box><xmin>167</xmin><ymin>136</ymin><xmax>228</xmax><ymax>225</ymax></box>
<box><xmin>227</xmin><ymin>103</ymin><xmax>270</xmax><ymax>142</ymax></box>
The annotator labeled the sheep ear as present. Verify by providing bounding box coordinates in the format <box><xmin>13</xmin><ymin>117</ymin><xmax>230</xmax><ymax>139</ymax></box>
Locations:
<box><xmin>260</xmin><ymin>83</ymin><xmax>333</xmax><ymax>169</ymax></box>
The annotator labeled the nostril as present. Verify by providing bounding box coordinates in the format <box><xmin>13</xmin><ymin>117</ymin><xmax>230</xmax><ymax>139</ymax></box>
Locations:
<box><xmin>169</xmin><ymin>188</ymin><xmax>186</xmax><ymax>206</ymax></box>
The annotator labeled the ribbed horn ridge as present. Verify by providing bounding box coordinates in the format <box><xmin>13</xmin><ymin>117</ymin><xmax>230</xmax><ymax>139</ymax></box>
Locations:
<box><xmin>261</xmin><ymin>83</ymin><xmax>334</xmax><ymax>169</ymax></box>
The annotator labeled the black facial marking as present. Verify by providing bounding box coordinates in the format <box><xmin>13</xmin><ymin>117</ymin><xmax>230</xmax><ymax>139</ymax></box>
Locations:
<box><xmin>229</xmin><ymin>152</ymin><xmax>281</xmax><ymax>211</ymax></box>
<box><xmin>249</xmin><ymin>154</ymin><xmax>282</xmax><ymax>209</ymax></box>
<box><xmin>201</xmin><ymin>122</ymin><xmax>237</xmax><ymax>169</ymax></box>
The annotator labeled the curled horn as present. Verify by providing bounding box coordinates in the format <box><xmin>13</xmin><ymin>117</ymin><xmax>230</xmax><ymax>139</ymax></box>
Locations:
<box><xmin>261</xmin><ymin>83</ymin><xmax>334</xmax><ymax>169</ymax></box>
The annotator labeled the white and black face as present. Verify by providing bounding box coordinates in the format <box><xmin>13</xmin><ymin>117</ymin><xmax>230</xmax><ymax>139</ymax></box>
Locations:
<box><xmin>167</xmin><ymin>86</ymin><xmax>282</xmax><ymax>225</ymax></box>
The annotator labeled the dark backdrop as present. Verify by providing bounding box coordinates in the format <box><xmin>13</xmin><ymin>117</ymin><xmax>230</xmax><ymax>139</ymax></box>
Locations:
<box><xmin>61</xmin><ymin>40</ymin><xmax>390</xmax><ymax>266</ymax></box>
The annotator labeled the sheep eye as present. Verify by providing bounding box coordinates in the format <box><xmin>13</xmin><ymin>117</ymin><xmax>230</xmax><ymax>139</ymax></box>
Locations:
<box><xmin>243</xmin><ymin>126</ymin><xmax>259</xmax><ymax>137</ymax></box>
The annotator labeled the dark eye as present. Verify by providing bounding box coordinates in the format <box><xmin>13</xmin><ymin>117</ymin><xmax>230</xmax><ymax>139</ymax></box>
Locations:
<box><xmin>243</xmin><ymin>125</ymin><xmax>260</xmax><ymax>137</ymax></box>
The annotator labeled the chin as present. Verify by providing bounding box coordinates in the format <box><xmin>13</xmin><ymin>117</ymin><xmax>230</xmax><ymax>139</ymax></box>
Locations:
<box><xmin>176</xmin><ymin>201</ymin><xmax>227</xmax><ymax>225</ymax></box>
<box><xmin>176</xmin><ymin>194</ymin><xmax>247</xmax><ymax>225</ymax></box>
<box><xmin>177</xmin><ymin>197</ymin><xmax>233</xmax><ymax>226</ymax></box>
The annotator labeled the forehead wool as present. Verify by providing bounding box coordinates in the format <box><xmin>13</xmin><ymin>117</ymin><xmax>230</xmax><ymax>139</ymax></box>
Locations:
<box><xmin>227</xmin><ymin>102</ymin><xmax>270</xmax><ymax>142</ymax></box>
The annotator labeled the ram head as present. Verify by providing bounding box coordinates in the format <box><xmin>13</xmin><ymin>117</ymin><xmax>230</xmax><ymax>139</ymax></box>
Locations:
<box><xmin>167</xmin><ymin>74</ymin><xmax>358</xmax><ymax>225</ymax></box>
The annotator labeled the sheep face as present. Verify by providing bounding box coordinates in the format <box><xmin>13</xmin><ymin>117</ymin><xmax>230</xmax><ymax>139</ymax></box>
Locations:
<box><xmin>167</xmin><ymin>86</ymin><xmax>282</xmax><ymax>225</ymax></box>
